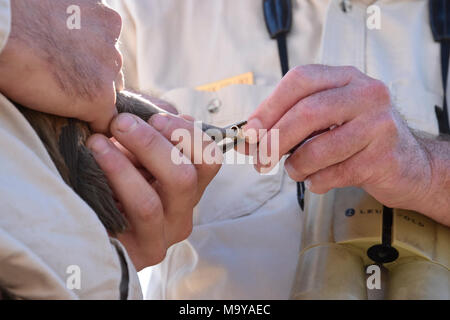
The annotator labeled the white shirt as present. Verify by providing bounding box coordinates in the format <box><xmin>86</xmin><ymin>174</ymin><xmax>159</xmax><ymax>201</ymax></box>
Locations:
<box><xmin>108</xmin><ymin>0</ymin><xmax>446</xmax><ymax>299</ymax></box>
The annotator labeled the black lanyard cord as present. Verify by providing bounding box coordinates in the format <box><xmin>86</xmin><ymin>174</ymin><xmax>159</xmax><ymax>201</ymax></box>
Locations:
<box><xmin>263</xmin><ymin>0</ymin><xmax>305</xmax><ymax>210</ymax></box>
<box><xmin>430</xmin><ymin>0</ymin><xmax>450</xmax><ymax>134</ymax></box>
<box><xmin>277</xmin><ymin>35</ymin><xmax>290</xmax><ymax>76</ymax></box>
<box><xmin>263</xmin><ymin>0</ymin><xmax>292</xmax><ymax>78</ymax></box>
<box><xmin>436</xmin><ymin>41</ymin><xmax>450</xmax><ymax>134</ymax></box>
<box><xmin>369</xmin><ymin>0</ymin><xmax>450</xmax><ymax>264</ymax></box>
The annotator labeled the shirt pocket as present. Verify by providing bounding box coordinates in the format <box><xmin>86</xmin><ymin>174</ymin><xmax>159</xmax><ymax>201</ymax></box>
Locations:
<box><xmin>389</xmin><ymin>80</ymin><xmax>443</xmax><ymax>136</ymax></box>
<box><xmin>161</xmin><ymin>84</ymin><xmax>285</xmax><ymax>225</ymax></box>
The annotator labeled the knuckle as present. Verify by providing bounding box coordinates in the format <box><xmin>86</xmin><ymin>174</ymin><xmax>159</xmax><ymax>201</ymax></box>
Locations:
<box><xmin>362</xmin><ymin>79</ymin><xmax>391</xmax><ymax>104</ymax></box>
<box><xmin>137</xmin><ymin>197</ymin><xmax>163</xmax><ymax>223</ymax></box>
<box><xmin>290</xmin><ymin>65</ymin><xmax>311</xmax><ymax>85</ymax></box>
<box><xmin>345</xmin><ymin>65</ymin><xmax>360</xmax><ymax>75</ymax></box>
<box><xmin>372</xmin><ymin>80</ymin><xmax>391</xmax><ymax>103</ymax></box>
<box><xmin>330</xmin><ymin>163</ymin><xmax>349</xmax><ymax>186</ymax></box>
<box><xmin>291</xmin><ymin>65</ymin><xmax>306</xmax><ymax>77</ymax></box>
<box><xmin>379</xmin><ymin>111</ymin><xmax>398</xmax><ymax>135</ymax></box>
<box><xmin>138</xmin><ymin>126</ymin><xmax>160</xmax><ymax>151</ymax></box>
<box><xmin>297</xmin><ymin>98</ymin><xmax>317</xmax><ymax>123</ymax></box>
<box><xmin>174</xmin><ymin>165</ymin><xmax>198</xmax><ymax>193</ymax></box>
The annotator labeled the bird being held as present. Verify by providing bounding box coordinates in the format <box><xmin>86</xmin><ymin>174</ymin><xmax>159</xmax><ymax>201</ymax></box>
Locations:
<box><xmin>15</xmin><ymin>91</ymin><xmax>167</xmax><ymax>236</ymax></box>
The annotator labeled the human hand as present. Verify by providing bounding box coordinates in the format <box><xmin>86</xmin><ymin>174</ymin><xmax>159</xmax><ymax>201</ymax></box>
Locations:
<box><xmin>87</xmin><ymin>113</ymin><xmax>222</xmax><ymax>270</ymax></box>
<box><xmin>245</xmin><ymin>64</ymin><xmax>437</xmax><ymax>216</ymax></box>
<box><xmin>0</xmin><ymin>0</ymin><xmax>123</xmax><ymax>133</ymax></box>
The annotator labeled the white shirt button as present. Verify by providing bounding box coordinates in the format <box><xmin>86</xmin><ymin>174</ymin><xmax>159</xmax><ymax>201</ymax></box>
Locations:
<box><xmin>207</xmin><ymin>98</ymin><xmax>222</xmax><ymax>113</ymax></box>
<box><xmin>340</xmin><ymin>0</ymin><xmax>353</xmax><ymax>13</ymax></box>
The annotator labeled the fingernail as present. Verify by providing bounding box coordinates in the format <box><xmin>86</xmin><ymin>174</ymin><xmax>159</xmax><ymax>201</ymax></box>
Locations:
<box><xmin>115</xmin><ymin>113</ymin><xmax>138</xmax><ymax>133</ymax></box>
<box><xmin>285</xmin><ymin>161</ymin><xmax>294</xmax><ymax>176</ymax></box>
<box><xmin>150</xmin><ymin>113</ymin><xmax>169</xmax><ymax>132</ymax></box>
<box><xmin>285</xmin><ymin>161</ymin><xmax>302</xmax><ymax>181</ymax></box>
<box><xmin>243</xmin><ymin>118</ymin><xmax>263</xmax><ymax>133</ymax></box>
<box><xmin>305</xmin><ymin>179</ymin><xmax>312</xmax><ymax>190</ymax></box>
<box><xmin>88</xmin><ymin>136</ymin><xmax>110</xmax><ymax>156</ymax></box>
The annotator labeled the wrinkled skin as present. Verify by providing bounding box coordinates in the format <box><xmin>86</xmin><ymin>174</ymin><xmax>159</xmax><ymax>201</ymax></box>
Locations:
<box><xmin>246</xmin><ymin>65</ymin><xmax>450</xmax><ymax>226</ymax></box>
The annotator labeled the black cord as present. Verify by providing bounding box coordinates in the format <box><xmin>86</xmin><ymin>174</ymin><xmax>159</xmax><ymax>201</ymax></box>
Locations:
<box><xmin>367</xmin><ymin>206</ymin><xmax>399</xmax><ymax>264</ymax></box>
<box><xmin>436</xmin><ymin>41</ymin><xmax>450</xmax><ymax>134</ymax></box>
<box><xmin>277</xmin><ymin>33</ymin><xmax>306</xmax><ymax>211</ymax></box>
<box><xmin>263</xmin><ymin>0</ymin><xmax>305</xmax><ymax>211</ymax></box>
<box><xmin>430</xmin><ymin>0</ymin><xmax>450</xmax><ymax>134</ymax></box>
<box><xmin>277</xmin><ymin>35</ymin><xmax>290</xmax><ymax>76</ymax></box>
<box><xmin>278</xmin><ymin>33</ymin><xmax>306</xmax><ymax>211</ymax></box>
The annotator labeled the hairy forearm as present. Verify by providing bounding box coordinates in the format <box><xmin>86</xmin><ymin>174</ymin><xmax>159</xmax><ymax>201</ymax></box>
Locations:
<box><xmin>415</xmin><ymin>134</ymin><xmax>450</xmax><ymax>226</ymax></box>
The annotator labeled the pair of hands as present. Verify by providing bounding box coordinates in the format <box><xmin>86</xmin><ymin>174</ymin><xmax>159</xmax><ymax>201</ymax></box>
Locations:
<box><xmin>0</xmin><ymin>0</ymin><xmax>221</xmax><ymax>270</ymax></box>
<box><xmin>87</xmin><ymin>113</ymin><xmax>221</xmax><ymax>271</ymax></box>
<box><xmin>85</xmin><ymin>64</ymin><xmax>450</xmax><ymax>270</ymax></box>
<box><xmin>1</xmin><ymin>1</ymin><xmax>448</xmax><ymax>271</ymax></box>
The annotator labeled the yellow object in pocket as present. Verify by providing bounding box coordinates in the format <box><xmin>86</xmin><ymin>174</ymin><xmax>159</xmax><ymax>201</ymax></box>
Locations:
<box><xmin>196</xmin><ymin>72</ymin><xmax>254</xmax><ymax>92</ymax></box>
